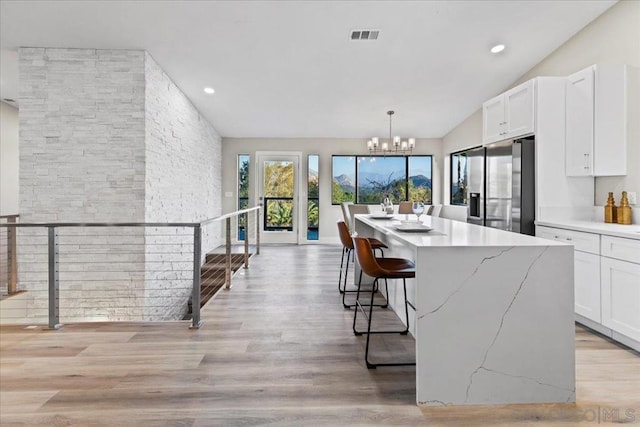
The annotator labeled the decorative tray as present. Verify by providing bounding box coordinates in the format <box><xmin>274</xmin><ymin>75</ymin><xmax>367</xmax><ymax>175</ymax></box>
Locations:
<box><xmin>369</xmin><ymin>213</ymin><xmax>394</xmax><ymax>220</ymax></box>
<box><xmin>393</xmin><ymin>223</ymin><xmax>433</xmax><ymax>232</ymax></box>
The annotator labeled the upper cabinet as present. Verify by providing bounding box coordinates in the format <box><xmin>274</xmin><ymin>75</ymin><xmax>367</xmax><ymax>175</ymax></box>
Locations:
<box><xmin>566</xmin><ymin>64</ymin><xmax>634</xmax><ymax>177</ymax></box>
<box><xmin>565</xmin><ymin>68</ymin><xmax>595</xmax><ymax>176</ymax></box>
<box><xmin>482</xmin><ymin>80</ymin><xmax>535</xmax><ymax>145</ymax></box>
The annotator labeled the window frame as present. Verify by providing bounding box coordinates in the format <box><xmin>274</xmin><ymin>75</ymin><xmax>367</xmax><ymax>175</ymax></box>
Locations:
<box><xmin>449</xmin><ymin>148</ymin><xmax>477</xmax><ymax>206</ymax></box>
<box><xmin>307</xmin><ymin>154</ymin><xmax>319</xmax><ymax>240</ymax></box>
<box><xmin>237</xmin><ymin>154</ymin><xmax>250</xmax><ymax>240</ymax></box>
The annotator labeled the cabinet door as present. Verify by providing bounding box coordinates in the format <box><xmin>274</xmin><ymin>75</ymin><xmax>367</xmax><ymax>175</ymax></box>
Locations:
<box><xmin>536</xmin><ymin>226</ymin><xmax>561</xmax><ymax>241</ymax></box>
<box><xmin>504</xmin><ymin>80</ymin><xmax>535</xmax><ymax>139</ymax></box>
<box><xmin>565</xmin><ymin>67</ymin><xmax>594</xmax><ymax>176</ymax></box>
<box><xmin>601</xmin><ymin>257</ymin><xmax>640</xmax><ymax>341</ymax></box>
<box><xmin>483</xmin><ymin>95</ymin><xmax>505</xmax><ymax>144</ymax></box>
<box><xmin>593</xmin><ymin>64</ymin><xmax>627</xmax><ymax>176</ymax></box>
<box><xmin>574</xmin><ymin>251</ymin><xmax>601</xmax><ymax>323</ymax></box>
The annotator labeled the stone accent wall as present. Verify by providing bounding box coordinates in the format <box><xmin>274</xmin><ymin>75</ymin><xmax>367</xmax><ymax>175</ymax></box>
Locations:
<box><xmin>19</xmin><ymin>48</ymin><xmax>146</xmax><ymax>223</ymax></box>
<box><xmin>18</xmin><ymin>48</ymin><xmax>147</xmax><ymax>323</ymax></box>
<box><xmin>143</xmin><ymin>53</ymin><xmax>222</xmax><ymax>320</ymax></box>
<box><xmin>16</xmin><ymin>48</ymin><xmax>222</xmax><ymax>323</ymax></box>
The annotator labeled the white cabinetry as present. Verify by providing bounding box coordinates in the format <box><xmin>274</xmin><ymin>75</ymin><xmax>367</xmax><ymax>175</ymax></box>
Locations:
<box><xmin>565</xmin><ymin>64</ymin><xmax>632</xmax><ymax>177</ymax></box>
<box><xmin>536</xmin><ymin>226</ymin><xmax>601</xmax><ymax>323</ymax></box>
<box><xmin>483</xmin><ymin>96</ymin><xmax>505</xmax><ymax>143</ymax></box>
<box><xmin>483</xmin><ymin>80</ymin><xmax>535</xmax><ymax>144</ymax></box>
<box><xmin>537</xmin><ymin>224</ymin><xmax>640</xmax><ymax>350</ymax></box>
<box><xmin>565</xmin><ymin>68</ymin><xmax>594</xmax><ymax>176</ymax></box>
<box><xmin>601</xmin><ymin>237</ymin><xmax>640</xmax><ymax>342</ymax></box>
<box><xmin>574</xmin><ymin>251</ymin><xmax>601</xmax><ymax>323</ymax></box>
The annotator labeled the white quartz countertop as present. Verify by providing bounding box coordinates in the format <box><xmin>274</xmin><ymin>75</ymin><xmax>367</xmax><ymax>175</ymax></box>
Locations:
<box><xmin>356</xmin><ymin>214</ymin><xmax>569</xmax><ymax>248</ymax></box>
<box><xmin>536</xmin><ymin>219</ymin><xmax>640</xmax><ymax>240</ymax></box>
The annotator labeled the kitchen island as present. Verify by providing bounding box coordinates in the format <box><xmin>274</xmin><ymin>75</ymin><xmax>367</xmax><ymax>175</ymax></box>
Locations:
<box><xmin>354</xmin><ymin>214</ymin><xmax>575</xmax><ymax>406</ymax></box>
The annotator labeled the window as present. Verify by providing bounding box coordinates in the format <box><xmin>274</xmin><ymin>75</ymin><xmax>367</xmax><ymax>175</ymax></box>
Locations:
<box><xmin>307</xmin><ymin>155</ymin><xmax>319</xmax><ymax>240</ymax></box>
<box><xmin>332</xmin><ymin>155</ymin><xmax>432</xmax><ymax>204</ymax></box>
<box><xmin>357</xmin><ymin>156</ymin><xmax>406</xmax><ymax>203</ymax></box>
<box><xmin>263</xmin><ymin>160</ymin><xmax>294</xmax><ymax>231</ymax></box>
<box><xmin>451</xmin><ymin>150</ymin><xmax>469</xmax><ymax>205</ymax></box>
<box><xmin>408</xmin><ymin>156</ymin><xmax>432</xmax><ymax>203</ymax></box>
<box><xmin>331</xmin><ymin>156</ymin><xmax>356</xmax><ymax>204</ymax></box>
<box><xmin>238</xmin><ymin>154</ymin><xmax>249</xmax><ymax>239</ymax></box>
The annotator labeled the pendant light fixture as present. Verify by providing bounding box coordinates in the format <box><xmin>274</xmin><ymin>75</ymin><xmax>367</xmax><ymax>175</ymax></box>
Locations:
<box><xmin>367</xmin><ymin>110</ymin><xmax>415</xmax><ymax>155</ymax></box>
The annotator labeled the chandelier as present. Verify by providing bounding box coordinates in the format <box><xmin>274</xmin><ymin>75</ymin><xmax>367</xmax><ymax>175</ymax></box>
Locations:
<box><xmin>367</xmin><ymin>110</ymin><xmax>415</xmax><ymax>155</ymax></box>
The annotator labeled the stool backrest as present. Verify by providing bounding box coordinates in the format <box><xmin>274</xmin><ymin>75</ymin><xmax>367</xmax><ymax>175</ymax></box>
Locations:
<box><xmin>398</xmin><ymin>201</ymin><xmax>413</xmax><ymax>214</ymax></box>
<box><xmin>348</xmin><ymin>204</ymin><xmax>369</xmax><ymax>232</ymax></box>
<box><xmin>340</xmin><ymin>202</ymin><xmax>353</xmax><ymax>230</ymax></box>
<box><xmin>337</xmin><ymin>221</ymin><xmax>354</xmax><ymax>249</ymax></box>
<box><xmin>352</xmin><ymin>236</ymin><xmax>384</xmax><ymax>278</ymax></box>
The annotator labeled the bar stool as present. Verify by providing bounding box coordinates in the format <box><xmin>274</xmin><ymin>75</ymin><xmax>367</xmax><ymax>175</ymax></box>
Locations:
<box><xmin>398</xmin><ymin>201</ymin><xmax>413</xmax><ymax>214</ymax></box>
<box><xmin>337</xmin><ymin>221</ymin><xmax>387</xmax><ymax>308</ymax></box>
<box><xmin>352</xmin><ymin>236</ymin><xmax>416</xmax><ymax>369</ymax></box>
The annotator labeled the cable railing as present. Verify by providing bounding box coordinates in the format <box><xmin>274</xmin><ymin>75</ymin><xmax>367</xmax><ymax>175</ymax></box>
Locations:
<box><xmin>0</xmin><ymin>207</ymin><xmax>260</xmax><ymax>329</ymax></box>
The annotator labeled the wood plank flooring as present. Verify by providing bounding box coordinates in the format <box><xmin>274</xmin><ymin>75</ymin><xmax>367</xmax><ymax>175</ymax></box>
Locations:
<box><xmin>1</xmin><ymin>244</ymin><xmax>638</xmax><ymax>426</ymax></box>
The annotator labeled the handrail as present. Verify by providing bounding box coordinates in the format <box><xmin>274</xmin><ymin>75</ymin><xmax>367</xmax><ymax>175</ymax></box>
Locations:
<box><xmin>0</xmin><ymin>207</ymin><xmax>261</xmax><ymax>228</ymax></box>
<box><xmin>0</xmin><ymin>222</ymin><xmax>199</xmax><ymax>228</ymax></box>
<box><xmin>0</xmin><ymin>206</ymin><xmax>261</xmax><ymax>329</ymax></box>
<box><xmin>200</xmin><ymin>206</ymin><xmax>261</xmax><ymax>226</ymax></box>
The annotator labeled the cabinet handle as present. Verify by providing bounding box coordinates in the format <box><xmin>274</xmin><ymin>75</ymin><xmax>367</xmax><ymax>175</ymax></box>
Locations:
<box><xmin>566</xmin><ymin>237</ymin><xmax>572</xmax><ymax>241</ymax></box>
<box><xmin>584</xmin><ymin>153</ymin><xmax>590</xmax><ymax>171</ymax></box>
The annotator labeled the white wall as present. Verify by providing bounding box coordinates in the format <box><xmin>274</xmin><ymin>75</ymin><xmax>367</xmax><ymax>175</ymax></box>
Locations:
<box><xmin>19</xmin><ymin>48</ymin><xmax>147</xmax><ymax>223</ymax></box>
<box><xmin>0</xmin><ymin>101</ymin><xmax>19</xmax><ymax>215</ymax></box>
<box><xmin>442</xmin><ymin>0</ymin><xmax>640</xmax><ymax>207</ymax></box>
<box><xmin>14</xmin><ymin>48</ymin><xmax>222</xmax><ymax>323</ymax></box>
<box><xmin>144</xmin><ymin>52</ymin><xmax>222</xmax><ymax>319</ymax></box>
<box><xmin>222</xmin><ymin>138</ymin><xmax>442</xmax><ymax>242</ymax></box>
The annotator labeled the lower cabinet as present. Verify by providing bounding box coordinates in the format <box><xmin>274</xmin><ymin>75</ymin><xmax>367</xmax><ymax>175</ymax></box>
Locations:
<box><xmin>536</xmin><ymin>224</ymin><xmax>639</xmax><ymax>350</ymax></box>
<box><xmin>574</xmin><ymin>251</ymin><xmax>601</xmax><ymax>323</ymax></box>
<box><xmin>601</xmin><ymin>256</ymin><xmax>640</xmax><ymax>341</ymax></box>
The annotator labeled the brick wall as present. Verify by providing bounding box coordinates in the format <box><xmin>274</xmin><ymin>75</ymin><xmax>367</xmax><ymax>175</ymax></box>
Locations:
<box><xmin>143</xmin><ymin>53</ymin><xmax>222</xmax><ymax>320</ymax></box>
<box><xmin>16</xmin><ymin>48</ymin><xmax>221</xmax><ymax>323</ymax></box>
<box><xmin>19</xmin><ymin>48</ymin><xmax>146</xmax><ymax>223</ymax></box>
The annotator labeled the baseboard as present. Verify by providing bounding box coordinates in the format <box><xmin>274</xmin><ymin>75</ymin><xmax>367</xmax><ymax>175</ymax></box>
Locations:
<box><xmin>575</xmin><ymin>314</ymin><xmax>639</xmax><ymax>352</ymax></box>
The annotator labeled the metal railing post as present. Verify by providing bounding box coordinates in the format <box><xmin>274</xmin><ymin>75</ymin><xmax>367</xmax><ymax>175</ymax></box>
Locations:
<box><xmin>190</xmin><ymin>225</ymin><xmax>202</xmax><ymax>329</ymax></box>
<box><xmin>244</xmin><ymin>212</ymin><xmax>249</xmax><ymax>269</ymax></box>
<box><xmin>7</xmin><ymin>216</ymin><xmax>18</xmax><ymax>294</ymax></box>
<box><xmin>47</xmin><ymin>226</ymin><xmax>60</xmax><ymax>329</ymax></box>
<box><xmin>224</xmin><ymin>217</ymin><xmax>232</xmax><ymax>289</ymax></box>
<box><xmin>255</xmin><ymin>208</ymin><xmax>260</xmax><ymax>255</ymax></box>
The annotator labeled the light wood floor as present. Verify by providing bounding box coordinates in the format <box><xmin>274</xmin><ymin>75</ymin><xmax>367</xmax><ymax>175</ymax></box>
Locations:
<box><xmin>1</xmin><ymin>244</ymin><xmax>638</xmax><ymax>426</ymax></box>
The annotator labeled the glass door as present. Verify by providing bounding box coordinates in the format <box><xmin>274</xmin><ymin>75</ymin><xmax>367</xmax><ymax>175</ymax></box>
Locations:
<box><xmin>256</xmin><ymin>153</ymin><xmax>300</xmax><ymax>244</ymax></box>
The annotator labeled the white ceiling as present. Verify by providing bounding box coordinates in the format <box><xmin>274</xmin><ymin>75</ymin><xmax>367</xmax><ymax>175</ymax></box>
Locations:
<box><xmin>0</xmin><ymin>0</ymin><xmax>616</xmax><ymax>138</ymax></box>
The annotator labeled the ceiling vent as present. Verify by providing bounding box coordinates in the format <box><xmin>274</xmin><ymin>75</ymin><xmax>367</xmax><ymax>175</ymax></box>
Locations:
<box><xmin>350</xmin><ymin>30</ymin><xmax>380</xmax><ymax>41</ymax></box>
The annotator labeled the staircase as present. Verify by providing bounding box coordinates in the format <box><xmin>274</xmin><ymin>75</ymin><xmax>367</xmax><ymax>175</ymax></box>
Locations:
<box><xmin>199</xmin><ymin>252</ymin><xmax>248</xmax><ymax>307</ymax></box>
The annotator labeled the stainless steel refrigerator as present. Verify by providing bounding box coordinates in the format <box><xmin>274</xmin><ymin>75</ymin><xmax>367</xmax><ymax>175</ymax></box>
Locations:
<box><xmin>466</xmin><ymin>137</ymin><xmax>535</xmax><ymax>235</ymax></box>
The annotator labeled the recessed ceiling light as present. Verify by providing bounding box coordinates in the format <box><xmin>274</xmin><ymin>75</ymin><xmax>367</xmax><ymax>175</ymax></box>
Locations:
<box><xmin>204</xmin><ymin>87</ymin><xmax>215</xmax><ymax>94</ymax></box>
<box><xmin>491</xmin><ymin>44</ymin><xmax>505</xmax><ymax>54</ymax></box>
